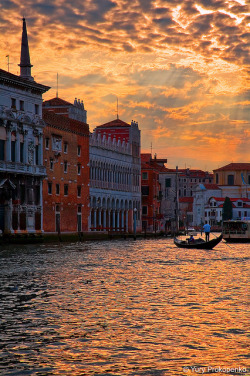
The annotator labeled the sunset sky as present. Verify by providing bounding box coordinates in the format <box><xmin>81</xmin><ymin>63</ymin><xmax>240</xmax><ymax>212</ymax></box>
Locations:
<box><xmin>0</xmin><ymin>0</ymin><xmax>249</xmax><ymax>171</ymax></box>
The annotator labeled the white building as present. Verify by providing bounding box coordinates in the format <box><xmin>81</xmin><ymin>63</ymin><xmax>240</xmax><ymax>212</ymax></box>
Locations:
<box><xmin>89</xmin><ymin>119</ymin><xmax>141</xmax><ymax>233</ymax></box>
<box><xmin>192</xmin><ymin>184</ymin><xmax>222</xmax><ymax>226</ymax></box>
<box><xmin>0</xmin><ymin>18</ymin><xmax>50</xmax><ymax>235</ymax></box>
<box><xmin>205</xmin><ymin>197</ymin><xmax>250</xmax><ymax>225</ymax></box>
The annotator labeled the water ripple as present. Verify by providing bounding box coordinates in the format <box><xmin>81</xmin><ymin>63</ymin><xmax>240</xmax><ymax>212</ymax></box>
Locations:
<box><xmin>0</xmin><ymin>239</ymin><xmax>249</xmax><ymax>375</ymax></box>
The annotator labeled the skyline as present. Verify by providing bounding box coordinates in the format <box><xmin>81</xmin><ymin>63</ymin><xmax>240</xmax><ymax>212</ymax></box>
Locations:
<box><xmin>0</xmin><ymin>0</ymin><xmax>249</xmax><ymax>171</ymax></box>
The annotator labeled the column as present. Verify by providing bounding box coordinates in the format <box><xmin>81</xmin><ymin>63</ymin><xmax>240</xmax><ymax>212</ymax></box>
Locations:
<box><xmin>6</xmin><ymin>129</ymin><xmax>11</xmax><ymax>161</ymax></box>
<box><xmin>15</xmin><ymin>132</ymin><xmax>20</xmax><ymax>163</ymax></box>
<box><xmin>103</xmin><ymin>209</ymin><xmax>106</xmax><ymax>230</ymax></box>
<box><xmin>98</xmin><ymin>209</ymin><xmax>102</xmax><ymax>230</ymax></box>
<box><xmin>108</xmin><ymin>210</ymin><xmax>111</xmax><ymax>230</ymax></box>
<box><xmin>93</xmin><ymin>209</ymin><xmax>97</xmax><ymax>231</ymax></box>
<box><xmin>22</xmin><ymin>130</ymin><xmax>28</xmax><ymax>164</ymax></box>
<box><xmin>38</xmin><ymin>134</ymin><xmax>43</xmax><ymax>165</ymax></box>
<box><xmin>4</xmin><ymin>198</ymin><xmax>13</xmax><ymax>234</ymax></box>
<box><xmin>121</xmin><ymin>210</ymin><xmax>124</xmax><ymax>231</ymax></box>
<box><xmin>116</xmin><ymin>210</ymin><xmax>120</xmax><ymax>231</ymax></box>
<box><xmin>113</xmin><ymin>210</ymin><xmax>116</xmax><ymax>231</ymax></box>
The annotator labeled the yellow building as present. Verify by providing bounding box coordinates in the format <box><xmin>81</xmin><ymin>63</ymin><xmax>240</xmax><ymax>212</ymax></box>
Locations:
<box><xmin>213</xmin><ymin>163</ymin><xmax>250</xmax><ymax>199</ymax></box>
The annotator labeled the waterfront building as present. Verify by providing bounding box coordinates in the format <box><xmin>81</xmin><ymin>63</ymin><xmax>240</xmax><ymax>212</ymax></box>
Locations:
<box><xmin>0</xmin><ymin>18</ymin><xmax>50</xmax><ymax>235</ymax></box>
<box><xmin>192</xmin><ymin>184</ymin><xmax>222</xmax><ymax>227</ymax></box>
<box><xmin>158</xmin><ymin>166</ymin><xmax>213</xmax><ymax>231</ymax></box>
<box><xmin>42</xmin><ymin>101</ymin><xmax>89</xmax><ymax>233</ymax></box>
<box><xmin>141</xmin><ymin>154</ymin><xmax>165</xmax><ymax>232</ymax></box>
<box><xmin>205</xmin><ymin>197</ymin><xmax>250</xmax><ymax>225</ymax></box>
<box><xmin>179</xmin><ymin>197</ymin><xmax>194</xmax><ymax>229</ymax></box>
<box><xmin>213</xmin><ymin>163</ymin><xmax>250</xmax><ymax>199</ymax></box>
<box><xmin>89</xmin><ymin>119</ymin><xmax>141</xmax><ymax>233</ymax></box>
<box><xmin>43</xmin><ymin>97</ymin><xmax>87</xmax><ymax>123</ymax></box>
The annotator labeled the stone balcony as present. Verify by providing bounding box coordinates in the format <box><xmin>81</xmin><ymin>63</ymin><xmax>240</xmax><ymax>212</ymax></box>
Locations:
<box><xmin>0</xmin><ymin>160</ymin><xmax>46</xmax><ymax>176</ymax></box>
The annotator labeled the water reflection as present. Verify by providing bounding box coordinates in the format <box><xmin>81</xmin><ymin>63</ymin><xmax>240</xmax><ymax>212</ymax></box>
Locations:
<box><xmin>0</xmin><ymin>239</ymin><xmax>249</xmax><ymax>375</ymax></box>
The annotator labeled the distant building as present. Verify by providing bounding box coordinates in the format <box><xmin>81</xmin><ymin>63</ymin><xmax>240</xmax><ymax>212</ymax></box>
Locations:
<box><xmin>179</xmin><ymin>197</ymin><xmax>194</xmax><ymax>229</ymax></box>
<box><xmin>213</xmin><ymin>163</ymin><xmax>250</xmax><ymax>199</ymax></box>
<box><xmin>42</xmin><ymin>102</ymin><xmax>89</xmax><ymax>233</ymax></box>
<box><xmin>89</xmin><ymin>119</ymin><xmax>141</xmax><ymax>233</ymax></box>
<box><xmin>0</xmin><ymin>18</ymin><xmax>50</xmax><ymax>235</ymax></box>
<box><xmin>178</xmin><ymin>169</ymin><xmax>213</xmax><ymax>198</ymax></box>
<box><xmin>141</xmin><ymin>154</ymin><xmax>163</xmax><ymax>232</ymax></box>
<box><xmin>205</xmin><ymin>197</ymin><xmax>250</xmax><ymax>225</ymax></box>
<box><xmin>43</xmin><ymin>97</ymin><xmax>87</xmax><ymax>123</ymax></box>
<box><xmin>192</xmin><ymin>184</ymin><xmax>222</xmax><ymax>226</ymax></box>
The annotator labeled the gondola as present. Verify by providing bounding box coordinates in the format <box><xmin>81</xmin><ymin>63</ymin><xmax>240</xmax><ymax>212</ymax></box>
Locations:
<box><xmin>174</xmin><ymin>233</ymin><xmax>223</xmax><ymax>250</ymax></box>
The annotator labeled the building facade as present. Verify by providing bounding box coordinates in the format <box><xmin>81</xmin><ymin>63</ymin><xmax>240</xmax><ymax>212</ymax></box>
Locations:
<box><xmin>213</xmin><ymin>163</ymin><xmax>250</xmax><ymax>199</ymax></box>
<box><xmin>205</xmin><ymin>197</ymin><xmax>250</xmax><ymax>225</ymax></box>
<box><xmin>192</xmin><ymin>184</ymin><xmax>222</xmax><ymax>226</ymax></box>
<box><xmin>89</xmin><ymin>119</ymin><xmax>141</xmax><ymax>233</ymax></box>
<box><xmin>141</xmin><ymin>154</ymin><xmax>164</xmax><ymax>232</ymax></box>
<box><xmin>0</xmin><ymin>18</ymin><xmax>50</xmax><ymax>235</ymax></box>
<box><xmin>42</xmin><ymin>105</ymin><xmax>89</xmax><ymax>233</ymax></box>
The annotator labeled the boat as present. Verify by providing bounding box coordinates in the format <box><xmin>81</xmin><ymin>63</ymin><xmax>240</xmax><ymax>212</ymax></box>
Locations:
<box><xmin>174</xmin><ymin>233</ymin><xmax>223</xmax><ymax>249</ymax></box>
<box><xmin>222</xmin><ymin>219</ymin><xmax>250</xmax><ymax>243</ymax></box>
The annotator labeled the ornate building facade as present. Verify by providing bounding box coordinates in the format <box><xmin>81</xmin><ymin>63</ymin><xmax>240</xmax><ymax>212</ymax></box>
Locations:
<box><xmin>0</xmin><ymin>19</ymin><xmax>50</xmax><ymax>235</ymax></box>
<box><xmin>42</xmin><ymin>107</ymin><xmax>89</xmax><ymax>233</ymax></box>
<box><xmin>89</xmin><ymin>119</ymin><xmax>141</xmax><ymax>233</ymax></box>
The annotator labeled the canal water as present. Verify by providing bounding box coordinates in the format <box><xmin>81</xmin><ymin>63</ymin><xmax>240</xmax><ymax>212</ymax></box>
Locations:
<box><xmin>0</xmin><ymin>238</ymin><xmax>249</xmax><ymax>376</ymax></box>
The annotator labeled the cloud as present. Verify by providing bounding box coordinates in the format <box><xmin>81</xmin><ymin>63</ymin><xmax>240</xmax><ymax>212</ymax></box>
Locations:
<box><xmin>0</xmin><ymin>0</ymin><xmax>249</xmax><ymax>170</ymax></box>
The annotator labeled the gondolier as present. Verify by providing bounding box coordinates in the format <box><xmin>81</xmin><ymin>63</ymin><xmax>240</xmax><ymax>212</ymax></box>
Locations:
<box><xmin>203</xmin><ymin>223</ymin><xmax>211</xmax><ymax>242</ymax></box>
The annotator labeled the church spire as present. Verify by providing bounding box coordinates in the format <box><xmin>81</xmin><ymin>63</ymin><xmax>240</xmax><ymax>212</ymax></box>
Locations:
<box><xmin>19</xmin><ymin>18</ymin><xmax>34</xmax><ymax>81</ymax></box>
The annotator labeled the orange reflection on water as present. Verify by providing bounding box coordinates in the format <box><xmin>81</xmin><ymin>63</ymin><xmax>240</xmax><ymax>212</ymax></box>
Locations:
<box><xmin>0</xmin><ymin>240</ymin><xmax>249</xmax><ymax>375</ymax></box>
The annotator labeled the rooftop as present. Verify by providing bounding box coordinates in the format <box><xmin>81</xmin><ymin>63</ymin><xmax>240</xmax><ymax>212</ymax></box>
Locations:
<box><xmin>213</xmin><ymin>163</ymin><xmax>250</xmax><ymax>172</ymax></box>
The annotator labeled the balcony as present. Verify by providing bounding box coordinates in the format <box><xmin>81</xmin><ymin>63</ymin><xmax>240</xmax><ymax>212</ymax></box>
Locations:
<box><xmin>0</xmin><ymin>160</ymin><xmax>46</xmax><ymax>176</ymax></box>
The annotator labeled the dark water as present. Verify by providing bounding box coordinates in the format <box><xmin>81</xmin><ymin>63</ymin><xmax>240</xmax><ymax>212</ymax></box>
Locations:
<box><xmin>0</xmin><ymin>238</ymin><xmax>249</xmax><ymax>376</ymax></box>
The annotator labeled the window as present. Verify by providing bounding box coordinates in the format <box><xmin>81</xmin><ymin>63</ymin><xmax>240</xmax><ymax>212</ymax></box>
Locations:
<box><xmin>142</xmin><ymin>206</ymin><xmax>148</xmax><ymax>215</ymax></box>
<box><xmin>48</xmin><ymin>182</ymin><xmax>52</xmax><ymax>195</ymax></box>
<box><xmin>142</xmin><ymin>172</ymin><xmax>148</xmax><ymax>180</ymax></box>
<box><xmin>11</xmin><ymin>98</ymin><xmax>16</xmax><ymax>108</ymax></box>
<box><xmin>20</xmin><ymin>142</ymin><xmax>24</xmax><ymax>163</ymax></box>
<box><xmin>165</xmin><ymin>178</ymin><xmax>171</xmax><ymax>188</ymax></box>
<box><xmin>77</xmin><ymin>163</ymin><xmax>81</xmax><ymax>175</ymax></box>
<box><xmin>64</xmin><ymin>184</ymin><xmax>68</xmax><ymax>196</ymax></box>
<box><xmin>77</xmin><ymin>186</ymin><xmax>81</xmax><ymax>197</ymax></box>
<box><xmin>20</xmin><ymin>185</ymin><xmax>25</xmax><ymax>204</ymax></box>
<box><xmin>77</xmin><ymin>145</ymin><xmax>81</xmax><ymax>156</ymax></box>
<box><xmin>64</xmin><ymin>142</ymin><xmax>68</xmax><ymax>154</ymax></box>
<box><xmin>216</xmin><ymin>174</ymin><xmax>219</xmax><ymax>184</ymax></box>
<box><xmin>248</xmin><ymin>175</ymin><xmax>250</xmax><ymax>185</ymax></box>
<box><xmin>141</xmin><ymin>186</ymin><xmax>149</xmax><ymax>195</ymax></box>
<box><xmin>35</xmin><ymin>145</ymin><xmax>39</xmax><ymax>165</ymax></box>
<box><xmin>11</xmin><ymin>141</ymin><xmax>16</xmax><ymax>162</ymax></box>
<box><xmin>0</xmin><ymin>140</ymin><xmax>5</xmax><ymax>160</ymax></box>
<box><xmin>19</xmin><ymin>100</ymin><xmax>24</xmax><ymax>111</ymax></box>
<box><xmin>45</xmin><ymin>138</ymin><xmax>49</xmax><ymax>149</ymax></box>
<box><xmin>77</xmin><ymin>205</ymin><xmax>82</xmax><ymax>213</ymax></box>
<box><xmin>50</xmin><ymin>158</ymin><xmax>54</xmax><ymax>170</ymax></box>
<box><xmin>64</xmin><ymin>161</ymin><xmax>68</xmax><ymax>173</ymax></box>
<box><xmin>34</xmin><ymin>186</ymin><xmax>40</xmax><ymax>205</ymax></box>
<box><xmin>237</xmin><ymin>201</ymin><xmax>242</xmax><ymax>207</ymax></box>
<box><xmin>35</xmin><ymin>104</ymin><xmax>39</xmax><ymax>115</ymax></box>
<box><xmin>228</xmin><ymin>174</ymin><xmax>234</xmax><ymax>185</ymax></box>
<box><xmin>56</xmin><ymin>184</ymin><xmax>60</xmax><ymax>195</ymax></box>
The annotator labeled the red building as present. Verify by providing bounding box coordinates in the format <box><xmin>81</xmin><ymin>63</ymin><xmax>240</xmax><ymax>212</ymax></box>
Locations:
<box><xmin>42</xmin><ymin>100</ymin><xmax>89</xmax><ymax>233</ymax></box>
<box><xmin>141</xmin><ymin>153</ymin><xmax>164</xmax><ymax>232</ymax></box>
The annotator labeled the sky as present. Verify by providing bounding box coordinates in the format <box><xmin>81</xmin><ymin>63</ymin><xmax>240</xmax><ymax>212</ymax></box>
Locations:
<box><xmin>0</xmin><ymin>0</ymin><xmax>249</xmax><ymax>171</ymax></box>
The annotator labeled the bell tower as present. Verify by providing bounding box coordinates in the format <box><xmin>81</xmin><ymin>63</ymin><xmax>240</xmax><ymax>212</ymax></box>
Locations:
<box><xmin>19</xmin><ymin>18</ymin><xmax>34</xmax><ymax>81</ymax></box>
